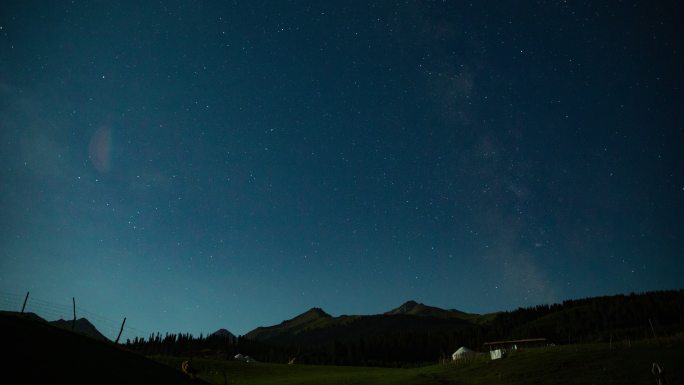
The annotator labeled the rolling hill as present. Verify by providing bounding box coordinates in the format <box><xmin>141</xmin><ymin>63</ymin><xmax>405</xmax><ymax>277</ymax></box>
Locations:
<box><xmin>1</xmin><ymin>310</ymin><xmax>111</xmax><ymax>341</ymax></box>
<box><xmin>2</xmin><ymin>312</ymin><xmax>207</xmax><ymax>385</ymax></box>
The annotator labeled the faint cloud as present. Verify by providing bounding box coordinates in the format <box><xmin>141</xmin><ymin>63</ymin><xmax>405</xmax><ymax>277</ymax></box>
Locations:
<box><xmin>425</xmin><ymin>64</ymin><xmax>476</xmax><ymax>126</ymax></box>
<box><xmin>502</xmin><ymin>251</ymin><xmax>557</xmax><ymax>305</ymax></box>
<box><xmin>88</xmin><ymin>126</ymin><xmax>112</xmax><ymax>173</ymax></box>
<box><xmin>454</xmin><ymin>130</ymin><xmax>556</xmax><ymax>306</ymax></box>
<box><xmin>391</xmin><ymin>2</ymin><xmax>478</xmax><ymax>127</ymax></box>
<box><xmin>479</xmin><ymin>212</ymin><xmax>558</xmax><ymax>306</ymax></box>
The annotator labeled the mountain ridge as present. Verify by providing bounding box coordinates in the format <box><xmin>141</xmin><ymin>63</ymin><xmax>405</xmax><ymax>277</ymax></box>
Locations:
<box><xmin>244</xmin><ymin>300</ymin><xmax>477</xmax><ymax>345</ymax></box>
<box><xmin>384</xmin><ymin>300</ymin><xmax>481</xmax><ymax>321</ymax></box>
<box><xmin>245</xmin><ymin>307</ymin><xmax>335</xmax><ymax>341</ymax></box>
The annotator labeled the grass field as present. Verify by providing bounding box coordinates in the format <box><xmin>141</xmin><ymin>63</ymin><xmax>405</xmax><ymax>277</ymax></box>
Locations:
<box><xmin>154</xmin><ymin>337</ymin><xmax>683</xmax><ymax>385</ymax></box>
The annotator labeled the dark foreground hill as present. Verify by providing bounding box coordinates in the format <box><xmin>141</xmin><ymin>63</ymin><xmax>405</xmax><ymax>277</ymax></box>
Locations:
<box><xmin>0</xmin><ymin>310</ymin><xmax>46</xmax><ymax>323</ymax></box>
<box><xmin>2</xmin><ymin>312</ymin><xmax>207</xmax><ymax>385</ymax></box>
<box><xmin>1</xmin><ymin>310</ymin><xmax>112</xmax><ymax>341</ymax></box>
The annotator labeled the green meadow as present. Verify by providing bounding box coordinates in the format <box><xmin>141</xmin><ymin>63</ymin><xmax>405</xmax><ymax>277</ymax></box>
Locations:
<box><xmin>153</xmin><ymin>337</ymin><xmax>683</xmax><ymax>385</ymax></box>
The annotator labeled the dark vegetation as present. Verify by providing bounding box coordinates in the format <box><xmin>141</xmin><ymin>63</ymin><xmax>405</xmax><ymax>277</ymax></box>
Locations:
<box><xmin>126</xmin><ymin>289</ymin><xmax>684</xmax><ymax>367</ymax></box>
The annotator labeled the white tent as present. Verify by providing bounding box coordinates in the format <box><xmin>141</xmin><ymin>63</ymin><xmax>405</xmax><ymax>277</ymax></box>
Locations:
<box><xmin>490</xmin><ymin>349</ymin><xmax>503</xmax><ymax>360</ymax></box>
<box><xmin>452</xmin><ymin>346</ymin><xmax>475</xmax><ymax>360</ymax></box>
<box><xmin>234</xmin><ymin>353</ymin><xmax>256</xmax><ymax>363</ymax></box>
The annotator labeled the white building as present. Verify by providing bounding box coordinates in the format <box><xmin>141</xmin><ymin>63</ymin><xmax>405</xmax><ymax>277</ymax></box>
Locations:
<box><xmin>452</xmin><ymin>346</ymin><xmax>475</xmax><ymax>360</ymax></box>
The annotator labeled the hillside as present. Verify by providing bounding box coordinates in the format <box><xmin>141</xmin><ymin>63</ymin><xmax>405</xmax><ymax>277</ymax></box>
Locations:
<box><xmin>246</xmin><ymin>307</ymin><xmax>336</xmax><ymax>340</ymax></box>
<box><xmin>50</xmin><ymin>317</ymin><xmax>110</xmax><ymax>341</ymax></box>
<box><xmin>483</xmin><ymin>290</ymin><xmax>684</xmax><ymax>344</ymax></box>
<box><xmin>2</xmin><ymin>312</ymin><xmax>207</xmax><ymax>385</ymax></box>
<box><xmin>0</xmin><ymin>310</ymin><xmax>47</xmax><ymax>323</ymax></box>
<box><xmin>1</xmin><ymin>310</ymin><xmax>112</xmax><ymax>341</ymax></box>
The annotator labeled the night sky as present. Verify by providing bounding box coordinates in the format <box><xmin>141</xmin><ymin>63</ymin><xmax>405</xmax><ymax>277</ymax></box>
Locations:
<box><xmin>1</xmin><ymin>1</ymin><xmax>682</xmax><ymax>338</ymax></box>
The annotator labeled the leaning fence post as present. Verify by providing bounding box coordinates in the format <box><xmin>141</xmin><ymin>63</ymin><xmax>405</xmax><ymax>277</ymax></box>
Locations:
<box><xmin>115</xmin><ymin>317</ymin><xmax>126</xmax><ymax>344</ymax></box>
<box><xmin>72</xmin><ymin>297</ymin><xmax>76</xmax><ymax>330</ymax></box>
<box><xmin>20</xmin><ymin>291</ymin><xmax>30</xmax><ymax>314</ymax></box>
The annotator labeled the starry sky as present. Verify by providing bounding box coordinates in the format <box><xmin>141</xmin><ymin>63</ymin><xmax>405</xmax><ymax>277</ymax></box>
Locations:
<box><xmin>1</xmin><ymin>1</ymin><xmax>682</xmax><ymax>337</ymax></box>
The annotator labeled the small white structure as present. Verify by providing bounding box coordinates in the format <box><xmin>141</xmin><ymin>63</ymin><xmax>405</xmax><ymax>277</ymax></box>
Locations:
<box><xmin>452</xmin><ymin>346</ymin><xmax>475</xmax><ymax>360</ymax></box>
<box><xmin>490</xmin><ymin>349</ymin><xmax>503</xmax><ymax>360</ymax></box>
<box><xmin>234</xmin><ymin>353</ymin><xmax>256</xmax><ymax>363</ymax></box>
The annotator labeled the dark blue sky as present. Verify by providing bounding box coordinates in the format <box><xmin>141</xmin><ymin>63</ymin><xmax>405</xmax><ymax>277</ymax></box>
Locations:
<box><xmin>1</xmin><ymin>1</ymin><xmax>682</xmax><ymax>337</ymax></box>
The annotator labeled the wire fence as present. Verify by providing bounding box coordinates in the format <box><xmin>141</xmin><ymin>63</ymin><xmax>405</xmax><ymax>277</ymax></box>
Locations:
<box><xmin>0</xmin><ymin>290</ymin><xmax>150</xmax><ymax>343</ymax></box>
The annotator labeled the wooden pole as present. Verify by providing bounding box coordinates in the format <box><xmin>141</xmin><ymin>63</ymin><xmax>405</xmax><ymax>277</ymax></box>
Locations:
<box><xmin>115</xmin><ymin>317</ymin><xmax>126</xmax><ymax>344</ymax></box>
<box><xmin>20</xmin><ymin>291</ymin><xmax>29</xmax><ymax>314</ymax></box>
<box><xmin>72</xmin><ymin>297</ymin><xmax>76</xmax><ymax>330</ymax></box>
<box><xmin>649</xmin><ymin>318</ymin><xmax>657</xmax><ymax>340</ymax></box>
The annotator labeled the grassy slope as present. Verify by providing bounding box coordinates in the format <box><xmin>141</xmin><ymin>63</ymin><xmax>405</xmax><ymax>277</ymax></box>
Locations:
<box><xmin>2</xmin><ymin>312</ymin><xmax>207</xmax><ymax>385</ymax></box>
<box><xmin>154</xmin><ymin>338</ymin><xmax>683</xmax><ymax>385</ymax></box>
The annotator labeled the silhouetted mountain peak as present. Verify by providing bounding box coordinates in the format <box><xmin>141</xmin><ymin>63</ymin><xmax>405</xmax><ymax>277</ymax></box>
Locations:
<box><xmin>244</xmin><ymin>307</ymin><xmax>332</xmax><ymax>340</ymax></box>
<box><xmin>301</xmin><ymin>307</ymin><xmax>331</xmax><ymax>319</ymax></box>
<box><xmin>49</xmin><ymin>317</ymin><xmax>109</xmax><ymax>341</ymax></box>
<box><xmin>384</xmin><ymin>301</ymin><xmax>478</xmax><ymax>321</ymax></box>
<box><xmin>210</xmin><ymin>328</ymin><xmax>236</xmax><ymax>339</ymax></box>
<box><xmin>289</xmin><ymin>307</ymin><xmax>331</xmax><ymax>325</ymax></box>
<box><xmin>386</xmin><ymin>300</ymin><xmax>422</xmax><ymax>315</ymax></box>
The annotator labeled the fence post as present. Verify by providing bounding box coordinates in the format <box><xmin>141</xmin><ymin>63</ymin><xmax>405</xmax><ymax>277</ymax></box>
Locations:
<box><xmin>20</xmin><ymin>291</ymin><xmax>30</xmax><ymax>313</ymax></box>
<box><xmin>72</xmin><ymin>297</ymin><xmax>76</xmax><ymax>330</ymax></box>
<box><xmin>648</xmin><ymin>318</ymin><xmax>657</xmax><ymax>340</ymax></box>
<box><xmin>115</xmin><ymin>317</ymin><xmax>126</xmax><ymax>344</ymax></box>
